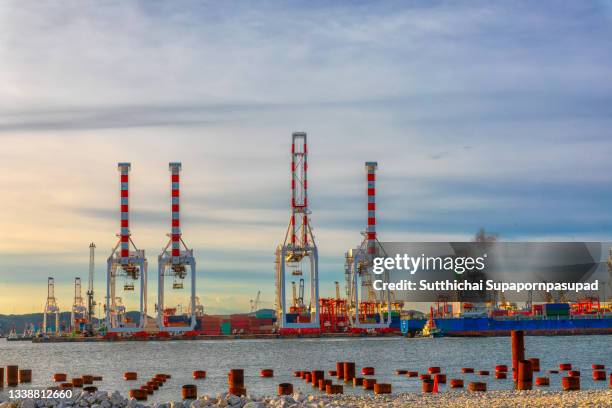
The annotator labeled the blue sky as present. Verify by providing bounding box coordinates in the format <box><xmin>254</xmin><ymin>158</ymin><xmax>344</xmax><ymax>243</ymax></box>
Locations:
<box><xmin>1</xmin><ymin>1</ymin><xmax>611</xmax><ymax>314</ymax></box>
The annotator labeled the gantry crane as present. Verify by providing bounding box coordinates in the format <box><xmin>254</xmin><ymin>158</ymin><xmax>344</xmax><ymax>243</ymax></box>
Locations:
<box><xmin>106</xmin><ymin>163</ymin><xmax>148</xmax><ymax>333</ymax></box>
<box><xmin>188</xmin><ymin>296</ymin><xmax>204</xmax><ymax>317</ymax></box>
<box><xmin>275</xmin><ymin>132</ymin><xmax>320</xmax><ymax>329</ymax></box>
<box><xmin>70</xmin><ymin>277</ymin><xmax>87</xmax><ymax>332</ymax></box>
<box><xmin>157</xmin><ymin>162</ymin><xmax>197</xmax><ymax>332</ymax></box>
<box><xmin>85</xmin><ymin>242</ymin><xmax>96</xmax><ymax>335</ymax></box>
<box><xmin>43</xmin><ymin>277</ymin><xmax>60</xmax><ymax>335</ymax></box>
<box><xmin>345</xmin><ymin>162</ymin><xmax>391</xmax><ymax>329</ymax></box>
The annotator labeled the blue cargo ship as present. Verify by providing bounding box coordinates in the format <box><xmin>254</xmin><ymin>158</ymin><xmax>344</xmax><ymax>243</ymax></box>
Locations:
<box><xmin>400</xmin><ymin>316</ymin><xmax>612</xmax><ymax>337</ymax></box>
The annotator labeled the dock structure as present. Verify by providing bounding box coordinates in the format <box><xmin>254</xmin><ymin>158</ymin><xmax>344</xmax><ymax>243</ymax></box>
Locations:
<box><xmin>345</xmin><ymin>162</ymin><xmax>391</xmax><ymax>330</ymax></box>
<box><xmin>106</xmin><ymin>162</ymin><xmax>148</xmax><ymax>333</ymax></box>
<box><xmin>157</xmin><ymin>162</ymin><xmax>197</xmax><ymax>333</ymax></box>
<box><xmin>275</xmin><ymin>132</ymin><xmax>320</xmax><ymax>331</ymax></box>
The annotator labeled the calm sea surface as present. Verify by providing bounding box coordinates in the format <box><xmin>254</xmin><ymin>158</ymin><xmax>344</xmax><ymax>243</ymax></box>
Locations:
<box><xmin>1</xmin><ymin>336</ymin><xmax>611</xmax><ymax>402</ymax></box>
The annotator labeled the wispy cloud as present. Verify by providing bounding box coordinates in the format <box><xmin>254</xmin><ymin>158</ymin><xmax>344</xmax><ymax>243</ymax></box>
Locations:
<box><xmin>1</xmin><ymin>1</ymin><xmax>611</xmax><ymax>312</ymax></box>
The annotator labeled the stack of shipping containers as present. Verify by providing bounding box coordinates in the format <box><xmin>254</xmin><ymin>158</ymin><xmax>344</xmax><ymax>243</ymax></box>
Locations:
<box><xmin>195</xmin><ymin>310</ymin><xmax>276</xmax><ymax>335</ymax></box>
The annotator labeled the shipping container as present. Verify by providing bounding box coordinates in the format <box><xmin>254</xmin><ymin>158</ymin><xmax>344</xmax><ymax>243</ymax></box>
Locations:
<box><xmin>165</xmin><ymin>315</ymin><xmax>190</xmax><ymax>324</ymax></box>
<box><xmin>201</xmin><ymin>328</ymin><xmax>221</xmax><ymax>335</ymax></box>
<box><xmin>220</xmin><ymin>322</ymin><xmax>231</xmax><ymax>335</ymax></box>
<box><xmin>544</xmin><ymin>303</ymin><xmax>570</xmax><ymax>317</ymax></box>
<box><xmin>296</xmin><ymin>315</ymin><xmax>311</xmax><ymax>323</ymax></box>
<box><xmin>255</xmin><ymin>309</ymin><xmax>275</xmax><ymax>319</ymax></box>
<box><xmin>250</xmin><ymin>318</ymin><xmax>273</xmax><ymax>326</ymax></box>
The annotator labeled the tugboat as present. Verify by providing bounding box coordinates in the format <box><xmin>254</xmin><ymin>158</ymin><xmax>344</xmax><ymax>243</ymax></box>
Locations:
<box><xmin>21</xmin><ymin>323</ymin><xmax>35</xmax><ymax>340</ymax></box>
<box><xmin>7</xmin><ymin>327</ymin><xmax>19</xmax><ymax>341</ymax></box>
<box><xmin>421</xmin><ymin>307</ymin><xmax>444</xmax><ymax>338</ymax></box>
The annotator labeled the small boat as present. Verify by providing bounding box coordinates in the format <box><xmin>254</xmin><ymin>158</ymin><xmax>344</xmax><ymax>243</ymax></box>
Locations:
<box><xmin>7</xmin><ymin>325</ymin><xmax>35</xmax><ymax>342</ymax></box>
<box><xmin>422</xmin><ymin>307</ymin><xmax>444</xmax><ymax>338</ymax></box>
<box><xmin>7</xmin><ymin>327</ymin><xmax>20</xmax><ymax>341</ymax></box>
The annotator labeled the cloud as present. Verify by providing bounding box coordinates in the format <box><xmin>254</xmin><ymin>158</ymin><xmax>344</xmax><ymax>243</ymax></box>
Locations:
<box><xmin>1</xmin><ymin>1</ymin><xmax>611</xmax><ymax>313</ymax></box>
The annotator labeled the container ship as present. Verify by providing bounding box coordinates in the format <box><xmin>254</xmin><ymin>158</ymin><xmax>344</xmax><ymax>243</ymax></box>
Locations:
<box><xmin>400</xmin><ymin>300</ymin><xmax>612</xmax><ymax>337</ymax></box>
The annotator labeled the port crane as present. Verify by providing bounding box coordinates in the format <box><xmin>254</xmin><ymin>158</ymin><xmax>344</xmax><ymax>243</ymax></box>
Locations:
<box><xmin>250</xmin><ymin>291</ymin><xmax>261</xmax><ymax>313</ymax></box>
<box><xmin>275</xmin><ymin>132</ymin><xmax>320</xmax><ymax>329</ymax></box>
<box><xmin>157</xmin><ymin>162</ymin><xmax>197</xmax><ymax>332</ymax></box>
<box><xmin>70</xmin><ymin>277</ymin><xmax>87</xmax><ymax>332</ymax></box>
<box><xmin>106</xmin><ymin>163</ymin><xmax>148</xmax><ymax>333</ymax></box>
<box><xmin>187</xmin><ymin>296</ymin><xmax>204</xmax><ymax>317</ymax></box>
<box><xmin>345</xmin><ymin>162</ymin><xmax>391</xmax><ymax>329</ymax></box>
<box><xmin>43</xmin><ymin>277</ymin><xmax>60</xmax><ymax>335</ymax></box>
<box><xmin>85</xmin><ymin>243</ymin><xmax>96</xmax><ymax>335</ymax></box>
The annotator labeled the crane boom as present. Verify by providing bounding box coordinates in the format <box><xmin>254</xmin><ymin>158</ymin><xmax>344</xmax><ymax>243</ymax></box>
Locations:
<box><xmin>250</xmin><ymin>290</ymin><xmax>261</xmax><ymax>312</ymax></box>
<box><xmin>253</xmin><ymin>290</ymin><xmax>261</xmax><ymax>312</ymax></box>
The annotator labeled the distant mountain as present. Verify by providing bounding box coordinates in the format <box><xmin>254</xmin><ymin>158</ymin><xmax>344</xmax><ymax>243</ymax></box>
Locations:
<box><xmin>0</xmin><ymin>311</ymin><xmax>142</xmax><ymax>335</ymax></box>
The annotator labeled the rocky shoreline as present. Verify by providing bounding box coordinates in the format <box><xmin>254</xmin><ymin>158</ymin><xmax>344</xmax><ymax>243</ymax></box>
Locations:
<box><xmin>1</xmin><ymin>389</ymin><xmax>612</xmax><ymax>408</ymax></box>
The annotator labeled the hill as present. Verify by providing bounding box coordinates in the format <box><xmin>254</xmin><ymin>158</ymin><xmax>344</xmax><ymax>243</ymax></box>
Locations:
<box><xmin>0</xmin><ymin>311</ymin><xmax>142</xmax><ymax>335</ymax></box>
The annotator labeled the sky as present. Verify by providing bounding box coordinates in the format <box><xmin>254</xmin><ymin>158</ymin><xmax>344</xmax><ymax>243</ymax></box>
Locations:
<box><xmin>1</xmin><ymin>1</ymin><xmax>611</xmax><ymax>315</ymax></box>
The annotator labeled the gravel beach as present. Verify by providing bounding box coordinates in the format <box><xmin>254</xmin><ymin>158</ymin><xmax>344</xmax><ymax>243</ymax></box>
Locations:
<box><xmin>1</xmin><ymin>389</ymin><xmax>611</xmax><ymax>408</ymax></box>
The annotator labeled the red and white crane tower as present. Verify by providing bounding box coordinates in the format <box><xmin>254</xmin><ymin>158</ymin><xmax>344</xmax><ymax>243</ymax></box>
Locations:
<box><xmin>157</xmin><ymin>162</ymin><xmax>197</xmax><ymax>332</ymax></box>
<box><xmin>70</xmin><ymin>277</ymin><xmax>87</xmax><ymax>331</ymax></box>
<box><xmin>106</xmin><ymin>162</ymin><xmax>148</xmax><ymax>333</ymax></box>
<box><xmin>275</xmin><ymin>132</ymin><xmax>320</xmax><ymax>329</ymax></box>
<box><xmin>43</xmin><ymin>277</ymin><xmax>60</xmax><ymax>335</ymax></box>
<box><xmin>345</xmin><ymin>162</ymin><xmax>391</xmax><ymax>329</ymax></box>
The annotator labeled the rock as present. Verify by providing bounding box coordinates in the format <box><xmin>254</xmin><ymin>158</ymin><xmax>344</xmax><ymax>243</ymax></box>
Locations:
<box><xmin>109</xmin><ymin>392</ymin><xmax>123</xmax><ymax>406</ymax></box>
<box><xmin>243</xmin><ymin>403</ymin><xmax>265</xmax><ymax>408</ymax></box>
<box><xmin>226</xmin><ymin>395</ymin><xmax>241</xmax><ymax>407</ymax></box>
<box><xmin>21</xmin><ymin>400</ymin><xmax>36</xmax><ymax>408</ymax></box>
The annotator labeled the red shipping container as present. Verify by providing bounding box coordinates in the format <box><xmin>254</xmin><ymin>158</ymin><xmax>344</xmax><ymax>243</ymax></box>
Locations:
<box><xmin>253</xmin><ymin>318</ymin><xmax>274</xmax><ymax>326</ymax></box>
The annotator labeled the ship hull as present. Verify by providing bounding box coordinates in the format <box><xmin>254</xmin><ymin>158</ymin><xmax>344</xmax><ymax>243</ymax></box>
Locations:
<box><xmin>401</xmin><ymin>316</ymin><xmax>612</xmax><ymax>337</ymax></box>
